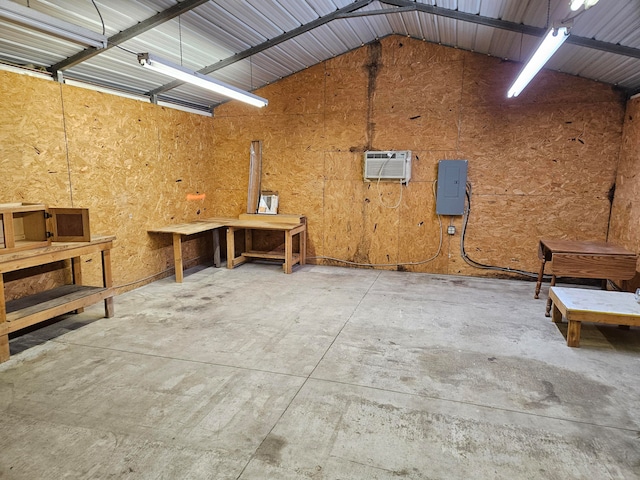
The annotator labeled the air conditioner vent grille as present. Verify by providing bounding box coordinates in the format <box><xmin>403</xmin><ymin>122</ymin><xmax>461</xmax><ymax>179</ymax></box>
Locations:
<box><xmin>364</xmin><ymin>150</ymin><xmax>411</xmax><ymax>183</ymax></box>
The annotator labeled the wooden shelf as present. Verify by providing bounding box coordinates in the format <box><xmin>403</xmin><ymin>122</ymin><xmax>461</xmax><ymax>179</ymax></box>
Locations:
<box><xmin>243</xmin><ymin>250</ymin><xmax>301</xmax><ymax>262</ymax></box>
<box><xmin>0</xmin><ymin>236</ymin><xmax>115</xmax><ymax>362</ymax></box>
<box><xmin>6</xmin><ymin>284</ymin><xmax>112</xmax><ymax>333</ymax></box>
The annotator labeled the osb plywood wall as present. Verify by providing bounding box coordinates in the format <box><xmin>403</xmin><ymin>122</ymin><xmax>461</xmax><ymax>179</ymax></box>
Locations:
<box><xmin>212</xmin><ymin>35</ymin><xmax>626</xmax><ymax>277</ymax></box>
<box><xmin>0</xmin><ymin>33</ymin><xmax>632</xmax><ymax>301</ymax></box>
<box><xmin>609</xmin><ymin>96</ymin><xmax>640</xmax><ymax>290</ymax></box>
<box><xmin>0</xmin><ymin>70</ymin><xmax>216</xmax><ymax>300</ymax></box>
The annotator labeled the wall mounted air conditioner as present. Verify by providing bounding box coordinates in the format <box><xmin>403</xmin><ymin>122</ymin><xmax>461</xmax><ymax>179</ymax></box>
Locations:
<box><xmin>364</xmin><ymin>150</ymin><xmax>412</xmax><ymax>183</ymax></box>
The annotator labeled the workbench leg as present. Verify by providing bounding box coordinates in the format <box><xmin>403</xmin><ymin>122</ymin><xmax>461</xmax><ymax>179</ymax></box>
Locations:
<box><xmin>226</xmin><ymin>228</ymin><xmax>235</xmax><ymax>269</ymax></box>
<box><xmin>173</xmin><ymin>233</ymin><xmax>184</xmax><ymax>283</ymax></box>
<box><xmin>102</xmin><ymin>249</ymin><xmax>114</xmax><ymax>318</ymax></box>
<box><xmin>212</xmin><ymin>229</ymin><xmax>221</xmax><ymax>268</ymax></box>
<box><xmin>299</xmin><ymin>230</ymin><xmax>306</xmax><ymax>265</ymax></box>
<box><xmin>244</xmin><ymin>228</ymin><xmax>252</xmax><ymax>252</ymax></box>
<box><xmin>567</xmin><ymin>320</ymin><xmax>581</xmax><ymax>347</ymax></box>
<box><xmin>0</xmin><ymin>275</ymin><xmax>9</xmax><ymax>363</ymax></box>
<box><xmin>545</xmin><ymin>275</ymin><xmax>556</xmax><ymax>317</ymax></box>
<box><xmin>72</xmin><ymin>256</ymin><xmax>85</xmax><ymax>313</ymax></box>
<box><xmin>551</xmin><ymin>303</ymin><xmax>562</xmax><ymax>323</ymax></box>
<box><xmin>284</xmin><ymin>231</ymin><xmax>293</xmax><ymax>274</ymax></box>
<box><xmin>534</xmin><ymin>259</ymin><xmax>546</xmax><ymax>299</ymax></box>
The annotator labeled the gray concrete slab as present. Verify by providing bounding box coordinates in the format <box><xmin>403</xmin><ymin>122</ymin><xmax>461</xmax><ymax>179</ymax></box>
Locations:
<box><xmin>1</xmin><ymin>264</ymin><xmax>639</xmax><ymax>479</ymax></box>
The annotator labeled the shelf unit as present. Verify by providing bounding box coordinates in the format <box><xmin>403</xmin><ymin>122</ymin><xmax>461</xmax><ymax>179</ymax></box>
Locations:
<box><xmin>0</xmin><ymin>235</ymin><xmax>115</xmax><ymax>363</ymax></box>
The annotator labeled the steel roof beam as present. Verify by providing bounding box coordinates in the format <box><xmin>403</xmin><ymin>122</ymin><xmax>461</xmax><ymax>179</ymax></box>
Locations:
<box><xmin>378</xmin><ymin>0</ymin><xmax>640</xmax><ymax>59</ymax></box>
<box><xmin>146</xmin><ymin>0</ymin><xmax>374</xmax><ymax>96</ymax></box>
<box><xmin>50</xmin><ymin>0</ymin><xmax>209</xmax><ymax>73</ymax></box>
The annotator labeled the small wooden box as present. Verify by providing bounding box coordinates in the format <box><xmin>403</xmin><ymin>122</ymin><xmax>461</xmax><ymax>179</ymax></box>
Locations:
<box><xmin>0</xmin><ymin>203</ymin><xmax>91</xmax><ymax>254</ymax></box>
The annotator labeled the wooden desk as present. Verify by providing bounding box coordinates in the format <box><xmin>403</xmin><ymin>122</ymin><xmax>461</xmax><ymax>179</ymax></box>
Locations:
<box><xmin>217</xmin><ymin>216</ymin><xmax>307</xmax><ymax>274</ymax></box>
<box><xmin>148</xmin><ymin>220</ymin><xmax>228</xmax><ymax>283</ymax></box>
<box><xmin>549</xmin><ymin>287</ymin><xmax>640</xmax><ymax>347</ymax></box>
<box><xmin>534</xmin><ymin>239</ymin><xmax>637</xmax><ymax>316</ymax></box>
<box><xmin>0</xmin><ymin>236</ymin><xmax>115</xmax><ymax>362</ymax></box>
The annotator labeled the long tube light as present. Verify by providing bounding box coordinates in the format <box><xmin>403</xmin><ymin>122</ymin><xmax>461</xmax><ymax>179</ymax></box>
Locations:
<box><xmin>507</xmin><ymin>26</ymin><xmax>570</xmax><ymax>98</ymax></box>
<box><xmin>138</xmin><ymin>53</ymin><xmax>268</xmax><ymax>108</ymax></box>
<box><xmin>0</xmin><ymin>0</ymin><xmax>106</xmax><ymax>48</ymax></box>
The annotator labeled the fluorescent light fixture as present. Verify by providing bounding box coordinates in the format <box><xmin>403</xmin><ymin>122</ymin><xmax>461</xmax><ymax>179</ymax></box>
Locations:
<box><xmin>570</xmin><ymin>0</ymin><xmax>600</xmax><ymax>11</ymax></box>
<box><xmin>507</xmin><ymin>26</ymin><xmax>569</xmax><ymax>98</ymax></box>
<box><xmin>0</xmin><ymin>0</ymin><xmax>106</xmax><ymax>48</ymax></box>
<box><xmin>138</xmin><ymin>53</ymin><xmax>268</xmax><ymax>108</ymax></box>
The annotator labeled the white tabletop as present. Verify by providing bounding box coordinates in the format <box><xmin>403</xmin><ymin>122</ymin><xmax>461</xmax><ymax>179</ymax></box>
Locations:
<box><xmin>550</xmin><ymin>287</ymin><xmax>640</xmax><ymax>315</ymax></box>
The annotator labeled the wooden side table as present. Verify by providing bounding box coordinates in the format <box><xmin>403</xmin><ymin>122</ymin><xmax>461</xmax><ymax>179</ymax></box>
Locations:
<box><xmin>534</xmin><ymin>239</ymin><xmax>637</xmax><ymax>316</ymax></box>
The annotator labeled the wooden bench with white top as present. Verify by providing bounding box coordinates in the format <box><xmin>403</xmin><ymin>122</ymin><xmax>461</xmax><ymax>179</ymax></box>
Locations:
<box><xmin>549</xmin><ymin>286</ymin><xmax>640</xmax><ymax>347</ymax></box>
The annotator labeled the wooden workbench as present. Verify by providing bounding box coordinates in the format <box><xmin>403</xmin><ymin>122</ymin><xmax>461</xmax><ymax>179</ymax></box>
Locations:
<box><xmin>0</xmin><ymin>235</ymin><xmax>115</xmax><ymax>362</ymax></box>
<box><xmin>549</xmin><ymin>286</ymin><xmax>640</xmax><ymax>347</ymax></box>
<box><xmin>149</xmin><ymin>215</ymin><xmax>306</xmax><ymax>281</ymax></box>
<box><xmin>148</xmin><ymin>220</ymin><xmax>225</xmax><ymax>283</ymax></box>
<box><xmin>534</xmin><ymin>239</ymin><xmax>637</xmax><ymax>316</ymax></box>
<box><xmin>220</xmin><ymin>215</ymin><xmax>306</xmax><ymax>274</ymax></box>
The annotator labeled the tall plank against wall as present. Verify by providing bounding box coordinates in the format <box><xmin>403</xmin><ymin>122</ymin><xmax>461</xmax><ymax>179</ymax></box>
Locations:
<box><xmin>608</xmin><ymin>97</ymin><xmax>640</xmax><ymax>290</ymax></box>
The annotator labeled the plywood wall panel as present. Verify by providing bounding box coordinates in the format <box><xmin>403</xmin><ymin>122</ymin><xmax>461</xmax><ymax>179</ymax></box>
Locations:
<box><xmin>323</xmin><ymin>111</ymin><xmax>368</xmax><ymax>153</ymax></box>
<box><xmin>398</xmin><ymin>181</ymin><xmax>448</xmax><ymax>274</ymax></box>
<box><xmin>325</xmin><ymin>66</ymin><xmax>369</xmax><ymax>114</ymax></box>
<box><xmin>459</xmin><ymin>102</ymin><xmax>623</xmax><ymax>196</ymax></box>
<box><xmin>383</xmin><ymin>36</ymin><xmax>467</xmax><ymax>65</ymax></box>
<box><xmin>2</xmin><ymin>75</ymin><xmax>217</xmax><ymax>296</ymax></box>
<box><xmin>0</xmin><ymin>72</ymin><xmax>70</xmax><ymax>205</ymax></box>
<box><xmin>608</xmin><ymin>97</ymin><xmax>640</xmax><ymax>290</ymax></box>
<box><xmin>410</xmin><ymin>150</ymin><xmax>458</xmax><ymax>183</ymax></box>
<box><xmin>372</xmin><ymin>108</ymin><xmax>460</xmax><ymax>152</ymax></box>
<box><xmin>322</xmin><ymin>180</ymin><xmax>367</xmax><ymax>264</ymax></box>
<box><xmin>325</xmin><ymin>151</ymin><xmax>364</xmax><ymax>181</ymax></box>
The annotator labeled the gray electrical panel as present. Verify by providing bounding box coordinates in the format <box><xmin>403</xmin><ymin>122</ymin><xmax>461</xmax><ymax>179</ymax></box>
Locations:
<box><xmin>436</xmin><ymin>160</ymin><xmax>468</xmax><ymax>215</ymax></box>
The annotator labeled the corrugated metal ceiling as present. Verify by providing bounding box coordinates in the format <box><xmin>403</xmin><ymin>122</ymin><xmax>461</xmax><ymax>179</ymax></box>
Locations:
<box><xmin>0</xmin><ymin>0</ymin><xmax>638</xmax><ymax>113</ymax></box>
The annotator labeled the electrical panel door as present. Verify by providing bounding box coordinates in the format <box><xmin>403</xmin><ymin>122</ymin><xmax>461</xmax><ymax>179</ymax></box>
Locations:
<box><xmin>436</xmin><ymin>160</ymin><xmax>468</xmax><ymax>215</ymax></box>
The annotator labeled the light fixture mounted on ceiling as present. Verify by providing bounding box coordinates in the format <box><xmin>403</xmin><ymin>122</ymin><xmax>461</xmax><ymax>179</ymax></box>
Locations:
<box><xmin>0</xmin><ymin>0</ymin><xmax>107</xmax><ymax>48</ymax></box>
<box><xmin>507</xmin><ymin>25</ymin><xmax>570</xmax><ymax>98</ymax></box>
<box><xmin>507</xmin><ymin>0</ymin><xmax>601</xmax><ymax>98</ymax></box>
<box><xmin>570</xmin><ymin>0</ymin><xmax>600</xmax><ymax>11</ymax></box>
<box><xmin>138</xmin><ymin>53</ymin><xmax>268</xmax><ymax>108</ymax></box>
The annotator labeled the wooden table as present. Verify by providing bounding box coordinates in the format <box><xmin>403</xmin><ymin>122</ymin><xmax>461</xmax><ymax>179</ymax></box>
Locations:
<box><xmin>549</xmin><ymin>286</ymin><xmax>640</xmax><ymax>347</ymax></box>
<box><xmin>149</xmin><ymin>215</ymin><xmax>307</xmax><ymax>281</ymax></box>
<box><xmin>221</xmin><ymin>215</ymin><xmax>306</xmax><ymax>274</ymax></box>
<box><xmin>0</xmin><ymin>236</ymin><xmax>115</xmax><ymax>362</ymax></box>
<box><xmin>534</xmin><ymin>239</ymin><xmax>637</xmax><ymax>316</ymax></box>
<box><xmin>148</xmin><ymin>220</ymin><xmax>226</xmax><ymax>283</ymax></box>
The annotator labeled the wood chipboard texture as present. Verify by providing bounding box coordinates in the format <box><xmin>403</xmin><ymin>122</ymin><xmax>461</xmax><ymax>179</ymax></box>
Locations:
<box><xmin>608</xmin><ymin>97</ymin><xmax>640</xmax><ymax>290</ymax></box>
<box><xmin>0</xmin><ymin>72</ymin><xmax>71</xmax><ymax>299</ymax></box>
<box><xmin>2</xmin><ymin>33</ymin><xmax>632</xmax><ymax>292</ymax></box>
<box><xmin>210</xmin><ymin>35</ymin><xmax>627</xmax><ymax>278</ymax></box>
<box><xmin>1</xmin><ymin>73</ymin><xmax>216</xmax><ymax>297</ymax></box>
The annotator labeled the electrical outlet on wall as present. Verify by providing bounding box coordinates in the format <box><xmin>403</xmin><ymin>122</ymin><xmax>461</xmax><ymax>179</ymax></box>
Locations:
<box><xmin>447</xmin><ymin>225</ymin><xmax>456</xmax><ymax>235</ymax></box>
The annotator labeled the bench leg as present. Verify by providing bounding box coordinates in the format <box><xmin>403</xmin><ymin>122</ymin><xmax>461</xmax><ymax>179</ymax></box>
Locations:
<box><xmin>534</xmin><ymin>259</ymin><xmax>545</xmax><ymax>299</ymax></box>
<box><xmin>545</xmin><ymin>275</ymin><xmax>556</xmax><ymax>317</ymax></box>
<box><xmin>0</xmin><ymin>276</ymin><xmax>8</xmax><ymax>362</ymax></box>
<box><xmin>567</xmin><ymin>320</ymin><xmax>581</xmax><ymax>347</ymax></box>
<box><xmin>212</xmin><ymin>229</ymin><xmax>221</xmax><ymax>268</ymax></box>
<box><xmin>173</xmin><ymin>233</ymin><xmax>184</xmax><ymax>283</ymax></box>
<box><xmin>551</xmin><ymin>303</ymin><xmax>562</xmax><ymax>323</ymax></box>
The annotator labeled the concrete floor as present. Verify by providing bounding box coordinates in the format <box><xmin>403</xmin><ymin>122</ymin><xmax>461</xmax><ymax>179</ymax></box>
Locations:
<box><xmin>1</xmin><ymin>263</ymin><xmax>639</xmax><ymax>479</ymax></box>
